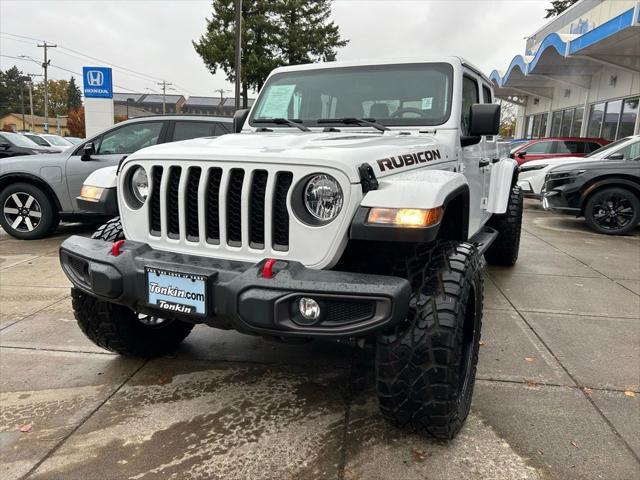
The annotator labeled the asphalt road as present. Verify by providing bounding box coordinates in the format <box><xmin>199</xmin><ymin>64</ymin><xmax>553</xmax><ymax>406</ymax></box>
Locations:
<box><xmin>1</xmin><ymin>201</ymin><xmax>638</xmax><ymax>480</ymax></box>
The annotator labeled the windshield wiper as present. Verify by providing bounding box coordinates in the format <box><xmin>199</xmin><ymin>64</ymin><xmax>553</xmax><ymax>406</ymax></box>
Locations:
<box><xmin>253</xmin><ymin>118</ymin><xmax>310</xmax><ymax>132</ymax></box>
<box><xmin>317</xmin><ymin>117</ymin><xmax>389</xmax><ymax>132</ymax></box>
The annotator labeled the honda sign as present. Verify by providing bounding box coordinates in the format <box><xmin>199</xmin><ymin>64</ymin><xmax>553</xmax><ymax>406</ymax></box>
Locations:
<box><xmin>83</xmin><ymin>66</ymin><xmax>113</xmax><ymax>99</ymax></box>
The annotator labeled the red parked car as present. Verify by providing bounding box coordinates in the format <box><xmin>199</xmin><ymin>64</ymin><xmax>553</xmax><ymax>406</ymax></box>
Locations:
<box><xmin>510</xmin><ymin>137</ymin><xmax>610</xmax><ymax>165</ymax></box>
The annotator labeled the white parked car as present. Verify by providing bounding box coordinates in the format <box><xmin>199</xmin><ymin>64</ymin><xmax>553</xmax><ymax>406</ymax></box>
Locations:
<box><xmin>518</xmin><ymin>135</ymin><xmax>640</xmax><ymax>198</ymax></box>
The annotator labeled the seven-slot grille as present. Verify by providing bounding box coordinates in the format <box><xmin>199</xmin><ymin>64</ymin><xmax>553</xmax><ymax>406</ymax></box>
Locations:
<box><xmin>148</xmin><ymin>165</ymin><xmax>294</xmax><ymax>250</ymax></box>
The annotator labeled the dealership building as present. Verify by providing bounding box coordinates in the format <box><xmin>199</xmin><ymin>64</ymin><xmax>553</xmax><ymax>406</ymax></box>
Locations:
<box><xmin>491</xmin><ymin>0</ymin><xmax>640</xmax><ymax>141</ymax></box>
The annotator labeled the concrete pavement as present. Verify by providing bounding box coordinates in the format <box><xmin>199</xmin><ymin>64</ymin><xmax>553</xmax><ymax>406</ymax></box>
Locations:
<box><xmin>1</xmin><ymin>203</ymin><xmax>638</xmax><ymax>480</ymax></box>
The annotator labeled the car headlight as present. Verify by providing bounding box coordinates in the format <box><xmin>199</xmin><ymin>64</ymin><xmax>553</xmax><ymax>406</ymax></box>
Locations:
<box><xmin>519</xmin><ymin>164</ymin><xmax>548</xmax><ymax>172</ymax></box>
<box><xmin>129</xmin><ymin>166</ymin><xmax>149</xmax><ymax>204</ymax></box>
<box><xmin>303</xmin><ymin>174</ymin><xmax>343</xmax><ymax>222</ymax></box>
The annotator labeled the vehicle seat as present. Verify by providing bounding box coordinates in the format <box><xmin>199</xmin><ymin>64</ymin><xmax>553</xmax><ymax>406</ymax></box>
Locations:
<box><xmin>369</xmin><ymin>103</ymin><xmax>390</xmax><ymax>119</ymax></box>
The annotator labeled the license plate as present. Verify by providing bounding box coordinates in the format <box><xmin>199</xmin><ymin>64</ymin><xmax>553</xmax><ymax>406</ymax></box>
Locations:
<box><xmin>146</xmin><ymin>267</ymin><xmax>207</xmax><ymax>315</ymax></box>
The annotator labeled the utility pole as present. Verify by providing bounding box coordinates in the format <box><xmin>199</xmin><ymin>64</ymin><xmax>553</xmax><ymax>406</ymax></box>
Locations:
<box><xmin>20</xmin><ymin>82</ymin><xmax>26</xmax><ymax>131</ymax></box>
<box><xmin>234</xmin><ymin>0</ymin><xmax>242</xmax><ymax>111</ymax></box>
<box><xmin>156</xmin><ymin>80</ymin><xmax>173</xmax><ymax>115</ymax></box>
<box><xmin>27</xmin><ymin>74</ymin><xmax>41</xmax><ymax>132</ymax></box>
<box><xmin>37</xmin><ymin>42</ymin><xmax>57</xmax><ymax>133</ymax></box>
<box><xmin>215</xmin><ymin>88</ymin><xmax>229</xmax><ymax>115</ymax></box>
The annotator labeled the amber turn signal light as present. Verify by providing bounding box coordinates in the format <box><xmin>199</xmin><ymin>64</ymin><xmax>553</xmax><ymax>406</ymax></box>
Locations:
<box><xmin>367</xmin><ymin>207</ymin><xmax>443</xmax><ymax>227</ymax></box>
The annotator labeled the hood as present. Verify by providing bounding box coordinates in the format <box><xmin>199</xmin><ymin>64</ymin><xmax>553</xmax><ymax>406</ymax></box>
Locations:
<box><xmin>551</xmin><ymin>159</ymin><xmax>632</xmax><ymax>173</ymax></box>
<box><xmin>127</xmin><ymin>130</ymin><xmax>455</xmax><ymax>182</ymax></box>
<box><xmin>524</xmin><ymin>156</ymin><xmax>584</xmax><ymax>167</ymax></box>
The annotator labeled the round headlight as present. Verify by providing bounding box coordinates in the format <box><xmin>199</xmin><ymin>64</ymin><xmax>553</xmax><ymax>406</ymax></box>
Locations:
<box><xmin>130</xmin><ymin>166</ymin><xmax>149</xmax><ymax>204</ymax></box>
<box><xmin>303</xmin><ymin>174</ymin><xmax>343</xmax><ymax>222</ymax></box>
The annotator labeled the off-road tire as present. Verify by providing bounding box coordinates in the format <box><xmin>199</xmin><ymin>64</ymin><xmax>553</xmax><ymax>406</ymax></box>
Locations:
<box><xmin>92</xmin><ymin>216</ymin><xmax>124</xmax><ymax>241</ymax></box>
<box><xmin>0</xmin><ymin>182</ymin><xmax>59</xmax><ymax>239</ymax></box>
<box><xmin>583</xmin><ymin>187</ymin><xmax>640</xmax><ymax>235</ymax></box>
<box><xmin>71</xmin><ymin>288</ymin><xmax>194</xmax><ymax>357</ymax></box>
<box><xmin>375</xmin><ymin>241</ymin><xmax>483</xmax><ymax>440</ymax></box>
<box><xmin>485</xmin><ymin>185</ymin><xmax>523</xmax><ymax>266</ymax></box>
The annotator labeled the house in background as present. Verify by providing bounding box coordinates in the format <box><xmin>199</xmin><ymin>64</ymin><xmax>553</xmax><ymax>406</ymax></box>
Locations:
<box><xmin>182</xmin><ymin>96</ymin><xmax>224</xmax><ymax>115</ymax></box>
<box><xmin>113</xmin><ymin>92</ymin><xmax>185</xmax><ymax>116</ymax></box>
<box><xmin>1</xmin><ymin>112</ymin><xmax>69</xmax><ymax>135</ymax></box>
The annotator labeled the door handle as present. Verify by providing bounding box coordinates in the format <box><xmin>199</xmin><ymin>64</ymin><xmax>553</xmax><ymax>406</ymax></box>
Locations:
<box><xmin>479</xmin><ymin>158</ymin><xmax>490</xmax><ymax>168</ymax></box>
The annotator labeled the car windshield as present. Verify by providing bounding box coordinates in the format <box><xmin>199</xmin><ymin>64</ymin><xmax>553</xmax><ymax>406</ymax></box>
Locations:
<box><xmin>23</xmin><ymin>134</ymin><xmax>50</xmax><ymax>147</ymax></box>
<box><xmin>249</xmin><ymin>63</ymin><xmax>454</xmax><ymax>128</ymax></box>
<box><xmin>1</xmin><ymin>132</ymin><xmax>40</xmax><ymax>148</ymax></box>
<box><xmin>65</xmin><ymin>137</ymin><xmax>83</xmax><ymax>145</ymax></box>
<box><xmin>41</xmin><ymin>134</ymin><xmax>73</xmax><ymax>146</ymax></box>
<box><xmin>585</xmin><ymin>137</ymin><xmax>629</xmax><ymax>158</ymax></box>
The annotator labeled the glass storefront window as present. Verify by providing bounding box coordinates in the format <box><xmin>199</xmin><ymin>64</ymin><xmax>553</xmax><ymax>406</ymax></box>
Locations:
<box><xmin>525</xmin><ymin>116</ymin><xmax>533</xmax><ymax>138</ymax></box>
<box><xmin>539</xmin><ymin>113</ymin><xmax>548</xmax><ymax>138</ymax></box>
<box><xmin>571</xmin><ymin>107</ymin><xmax>584</xmax><ymax>137</ymax></box>
<box><xmin>601</xmin><ymin>100</ymin><xmax>622</xmax><ymax>141</ymax></box>
<box><xmin>618</xmin><ymin>97</ymin><xmax>639</xmax><ymax>139</ymax></box>
<box><xmin>587</xmin><ymin>102</ymin><xmax>605</xmax><ymax>137</ymax></box>
<box><xmin>532</xmin><ymin>115</ymin><xmax>542</xmax><ymax>138</ymax></box>
<box><xmin>550</xmin><ymin>111</ymin><xmax>562</xmax><ymax>137</ymax></box>
<box><xmin>560</xmin><ymin>109</ymin><xmax>572</xmax><ymax>137</ymax></box>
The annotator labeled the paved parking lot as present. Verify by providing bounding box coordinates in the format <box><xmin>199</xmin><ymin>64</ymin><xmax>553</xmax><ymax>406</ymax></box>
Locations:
<box><xmin>1</xmin><ymin>202</ymin><xmax>638</xmax><ymax>480</ymax></box>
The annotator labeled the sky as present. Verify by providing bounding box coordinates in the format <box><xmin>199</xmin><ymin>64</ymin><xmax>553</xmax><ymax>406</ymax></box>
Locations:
<box><xmin>0</xmin><ymin>0</ymin><xmax>553</xmax><ymax>98</ymax></box>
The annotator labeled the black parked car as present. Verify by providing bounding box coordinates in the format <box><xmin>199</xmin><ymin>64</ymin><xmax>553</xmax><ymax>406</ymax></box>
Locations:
<box><xmin>542</xmin><ymin>156</ymin><xmax>640</xmax><ymax>235</ymax></box>
<box><xmin>0</xmin><ymin>132</ymin><xmax>53</xmax><ymax>157</ymax></box>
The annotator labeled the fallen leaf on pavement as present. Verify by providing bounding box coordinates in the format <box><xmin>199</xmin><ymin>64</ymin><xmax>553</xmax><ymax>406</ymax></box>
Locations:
<box><xmin>624</xmin><ymin>391</ymin><xmax>636</xmax><ymax>398</ymax></box>
<box><xmin>19</xmin><ymin>424</ymin><xmax>32</xmax><ymax>433</ymax></box>
<box><xmin>537</xmin><ymin>449</ymin><xmax>544</xmax><ymax>455</ymax></box>
<box><xmin>582</xmin><ymin>387</ymin><xmax>592</xmax><ymax>396</ymax></box>
<box><xmin>479</xmin><ymin>340</ymin><xmax>485</xmax><ymax>346</ymax></box>
<box><xmin>158</xmin><ymin>376</ymin><xmax>167</xmax><ymax>385</ymax></box>
<box><xmin>412</xmin><ymin>448</ymin><xmax>427</xmax><ymax>461</ymax></box>
<box><xmin>524</xmin><ymin>357</ymin><xmax>534</xmax><ymax>362</ymax></box>
<box><xmin>570</xmin><ymin>441</ymin><xmax>578</xmax><ymax>448</ymax></box>
<box><xmin>526</xmin><ymin>380</ymin><xmax>537</xmax><ymax>387</ymax></box>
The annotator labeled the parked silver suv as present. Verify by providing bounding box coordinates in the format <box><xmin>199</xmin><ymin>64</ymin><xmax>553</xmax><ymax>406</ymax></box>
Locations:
<box><xmin>0</xmin><ymin>115</ymin><xmax>232</xmax><ymax>239</ymax></box>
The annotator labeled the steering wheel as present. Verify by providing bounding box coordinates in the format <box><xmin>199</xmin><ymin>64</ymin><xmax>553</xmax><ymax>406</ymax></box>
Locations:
<box><xmin>390</xmin><ymin>107</ymin><xmax>427</xmax><ymax>118</ymax></box>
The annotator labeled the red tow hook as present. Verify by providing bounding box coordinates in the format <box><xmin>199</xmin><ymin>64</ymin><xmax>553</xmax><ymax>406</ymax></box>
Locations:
<box><xmin>110</xmin><ymin>239</ymin><xmax>126</xmax><ymax>257</ymax></box>
<box><xmin>262</xmin><ymin>258</ymin><xmax>277</xmax><ymax>279</ymax></box>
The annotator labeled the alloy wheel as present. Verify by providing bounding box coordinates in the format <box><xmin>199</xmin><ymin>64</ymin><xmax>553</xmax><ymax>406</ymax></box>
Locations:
<box><xmin>591</xmin><ymin>194</ymin><xmax>635</xmax><ymax>232</ymax></box>
<box><xmin>3</xmin><ymin>192</ymin><xmax>42</xmax><ymax>233</ymax></box>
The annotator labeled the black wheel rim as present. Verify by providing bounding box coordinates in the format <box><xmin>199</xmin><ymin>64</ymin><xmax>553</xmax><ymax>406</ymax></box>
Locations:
<box><xmin>3</xmin><ymin>192</ymin><xmax>42</xmax><ymax>233</ymax></box>
<box><xmin>591</xmin><ymin>193</ymin><xmax>635</xmax><ymax>232</ymax></box>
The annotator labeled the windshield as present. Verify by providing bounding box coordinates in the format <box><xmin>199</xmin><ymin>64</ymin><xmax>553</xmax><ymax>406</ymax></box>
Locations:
<box><xmin>24</xmin><ymin>134</ymin><xmax>50</xmax><ymax>147</ymax></box>
<box><xmin>1</xmin><ymin>132</ymin><xmax>40</xmax><ymax>148</ymax></box>
<box><xmin>249</xmin><ymin>63</ymin><xmax>453</xmax><ymax>128</ymax></box>
<box><xmin>42</xmin><ymin>134</ymin><xmax>72</xmax><ymax>146</ymax></box>
<box><xmin>586</xmin><ymin>137</ymin><xmax>630</xmax><ymax>158</ymax></box>
<box><xmin>65</xmin><ymin>137</ymin><xmax>83</xmax><ymax>145</ymax></box>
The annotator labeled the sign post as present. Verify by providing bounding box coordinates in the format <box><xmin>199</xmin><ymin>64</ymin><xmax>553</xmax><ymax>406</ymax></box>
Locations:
<box><xmin>82</xmin><ymin>66</ymin><xmax>114</xmax><ymax>137</ymax></box>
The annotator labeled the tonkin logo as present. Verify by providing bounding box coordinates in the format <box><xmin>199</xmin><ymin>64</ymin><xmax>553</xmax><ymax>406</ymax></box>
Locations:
<box><xmin>86</xmin><ymin>70</ymin><xmax>104</xmax><ymax>87</ymax></box>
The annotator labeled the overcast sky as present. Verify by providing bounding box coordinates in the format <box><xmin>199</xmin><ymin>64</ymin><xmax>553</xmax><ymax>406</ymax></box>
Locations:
<box><xmin>0</xmin><ymin>0</ymin><xmax>552</xmax><ymax>98</ymax></box>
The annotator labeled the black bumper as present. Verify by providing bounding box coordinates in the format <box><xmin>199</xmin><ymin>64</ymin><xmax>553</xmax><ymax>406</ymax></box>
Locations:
<box><xmin>76</xmin><ymin>187</ymin><xmax>119</xmax><ymax>216</ymax></box>
<box><xmin>59</xmin><ymin>236</ymin><xmax>411</xmax><ymax>339</ymax></box>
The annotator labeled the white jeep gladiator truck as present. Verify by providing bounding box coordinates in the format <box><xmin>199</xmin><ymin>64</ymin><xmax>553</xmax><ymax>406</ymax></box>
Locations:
<box><xmin>59</xmin><ymin>57</ymin><xmax>522</xmax><ymax>440</ymax></box>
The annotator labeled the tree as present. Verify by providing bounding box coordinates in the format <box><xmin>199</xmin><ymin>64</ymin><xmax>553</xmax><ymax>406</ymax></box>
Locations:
<box><xmin>193</xmin><ymin>0</ymin><xmax>348</xmax><ymax>108</ymax></box>
<box><xmin>275</xmin><ymin>0</ymin><xmax>348</xmax><ymax>65</ymax></box>
<box><xmin>545</xmin><ymin>0</ymin><xmax>579</xmax><ymax>18</ymax></box>
<box><xmin>0</xmin><ymin>66</ymin><xmax>28</xmax><ymax>117</ymax></box>
<box><xmin>67</xmin><ymin>107</ymin><xmax>85</xmax><ymax>137</ymax></box>
<box><xmin>32</xmin><ymin>79</ymin><xmax>70</xmax><ymax>117</ymax></box>
<box><xmin>67</xmin><ymin>76</ymin><xmax>82</xmax><ymax>112</ymax></box>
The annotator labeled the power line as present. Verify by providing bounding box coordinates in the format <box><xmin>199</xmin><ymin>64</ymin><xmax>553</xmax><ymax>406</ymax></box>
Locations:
<box><xmin>1</xmin><ymin>31</ymin><xmax>195</xmax><ymax>95</ymax></box>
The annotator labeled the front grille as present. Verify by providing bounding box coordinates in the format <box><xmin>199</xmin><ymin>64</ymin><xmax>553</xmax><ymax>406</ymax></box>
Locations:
<box><xmin>148</xmin><ymin>165</ymin><xmax>293</xmax><ymax>250</ymax></box>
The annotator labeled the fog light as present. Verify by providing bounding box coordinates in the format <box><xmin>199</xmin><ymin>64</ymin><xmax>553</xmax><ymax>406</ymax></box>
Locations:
<box><xmin>298</xmin><ymin>297</ymin><xmax>321</xmax><ymax>321</ymax></box>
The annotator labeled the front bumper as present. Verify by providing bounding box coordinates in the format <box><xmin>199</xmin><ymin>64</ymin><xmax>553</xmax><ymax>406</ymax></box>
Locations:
<box><xmin>59</xmin><ymin>236</ymin><xmax>411</xmax><ymax>339</ymax></box>
<box><xmin>77</xmin><ymin>187</ymin><xmax>118</xmax><ymax>216</ymax></box>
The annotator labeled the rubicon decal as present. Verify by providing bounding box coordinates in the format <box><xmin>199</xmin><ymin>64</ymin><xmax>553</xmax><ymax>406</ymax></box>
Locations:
<box><xmin>377</xmin><ymin>149</ymin><xmax>441</xmax><ymax>172</ymax></box>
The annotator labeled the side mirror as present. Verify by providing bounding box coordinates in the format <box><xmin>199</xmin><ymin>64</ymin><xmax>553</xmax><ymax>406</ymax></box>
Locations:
<box><xmin>0</xmin><ymin>142</ymin><xmax>10</xmax><ymax>150</ymax></box>
<box><xmin>517</xmin><ymin>151</ymin><xmax>526</xmax><ymax>159</ymax></box>
<box><xmin>81</xmin><ymin>142</ymin><xmax>95</xmax><ymax>161</ymax></box>
<box><xmin>233</xmin><ymin>109</ymin><xmax>250</xmax><ymax>133</ymax></box>
<box><xmin>607</xmin><ymin>152</ymin><xmax>624</xmax><ymax>160</ymax></box>
<box><xmin>469</xmin><ymin>103</ymin><xmax>500</xmax><ymax>136</ymax></box>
